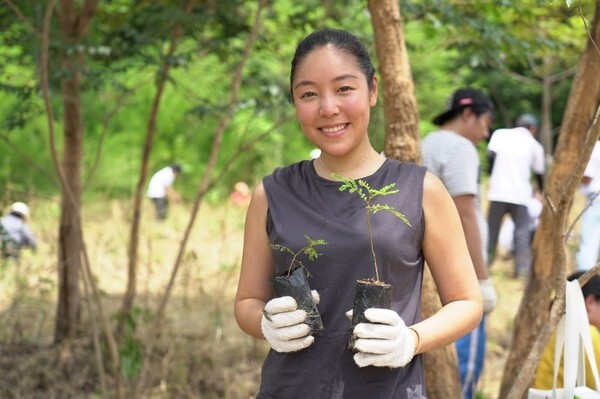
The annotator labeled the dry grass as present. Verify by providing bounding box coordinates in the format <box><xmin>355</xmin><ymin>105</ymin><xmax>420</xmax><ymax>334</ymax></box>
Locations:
<box><xmin>0</xmin><ymin>199</ymin><xmax>269</xmax><ymax>398</ymax></box>
<box><xmin>0</xmin><ymin>195</ymin><xmax>585</xmax><ymax>398</ymax></box>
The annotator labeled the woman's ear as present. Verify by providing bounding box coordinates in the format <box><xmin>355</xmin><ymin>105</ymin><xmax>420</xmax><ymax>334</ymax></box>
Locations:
<box><xmin>585</xmin><ymin>294</ymin><xmax>597</xmax><ymax>313</ymax></box>
<box><xmin>370</xmin><ymin>76</ymin><xmax>378</xmax><ymax>107</ymax></box>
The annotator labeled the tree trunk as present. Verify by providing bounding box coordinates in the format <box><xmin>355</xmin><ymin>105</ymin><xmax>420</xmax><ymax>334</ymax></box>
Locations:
<box><xmin>368</xmin><ymin>1</ymin><xmax>461</xmax><ymax>397</ymax></box>
<box><xmin>54</xmin><ymin>0</ymin><xmax>100</xmax><ymax>344</ymax></box>
<box><xmin>55</xmin><ymin>56</ymin><xmax>83</xmax><ymax>343</ymax></box>
<box><xmin>499</xmin><ymin>2</ymin><xmax>600</xmax><ymax>397</ymax></box>
<box><xmin>368</xmin><ymin>0</ymin><xmax>421</xmax><ymax>164</ymax></box>
<box><xmin>540</xmin><ymin>64</ymin><xmax>553</xmax><ymax>159</ymax></box>
<box><xmin>421</xmin><ymin>266</ymin><xmax>462</xmax><ymax>398</ymax></box>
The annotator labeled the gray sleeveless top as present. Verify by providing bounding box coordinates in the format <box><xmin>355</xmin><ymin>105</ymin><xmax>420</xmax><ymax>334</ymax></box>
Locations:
<box><xmin>260</xmin><ymin>159</ymin><xmax>428</xmax><ymax>399</ymax></box>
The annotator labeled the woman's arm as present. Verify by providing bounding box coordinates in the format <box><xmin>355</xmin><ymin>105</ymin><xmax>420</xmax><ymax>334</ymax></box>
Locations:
<box><xmin>411</xmin><ymin>172</ymin><xmax>483</xmax><ymax>354</ymax></box>
<box><xmin>234</xmin><ymin>182</ymin><xmax>276</xmax><ymax>339</ymax></box>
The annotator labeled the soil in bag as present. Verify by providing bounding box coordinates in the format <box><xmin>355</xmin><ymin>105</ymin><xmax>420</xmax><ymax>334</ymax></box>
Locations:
<box><xmin>270</xmin><ymin>266</ymin><xmax>324</xmax><ymax>336</ymax></box>
<box><xmin>349</xmin><ymin>278</ymin><xmax>392</xmax><ymax>351</ymax></box>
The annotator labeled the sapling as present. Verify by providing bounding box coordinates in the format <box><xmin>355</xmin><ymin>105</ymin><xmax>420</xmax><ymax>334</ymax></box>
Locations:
<box><xmin>269</xmin><ymin>234</ymin><xmax>328</xmax><ymax>277</ymax></box>
<box><xmin>333</xmin><ymin>173</ymin><xmax>412</xmax><ymax>349</ymax></box>
<box><xmin>334</xmin><ymin>174</ymin><xmax>411</xmax><ymax>282</ymax></box>
<box><xmin>269</xmin><ymin>234</ymin><xmax>328</xmax><ymax>335</ymax></box>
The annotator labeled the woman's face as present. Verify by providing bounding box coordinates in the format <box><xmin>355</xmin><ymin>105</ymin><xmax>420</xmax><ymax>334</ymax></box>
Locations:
<box><xmin>587</xmin><ymin>295</ymin><xmax>600</xmax><ymax>330</ymax></box>
<box><xmin>291</xmin><ymin>46</ymin><xmax>377</xmax><ymax>157</ymax></box>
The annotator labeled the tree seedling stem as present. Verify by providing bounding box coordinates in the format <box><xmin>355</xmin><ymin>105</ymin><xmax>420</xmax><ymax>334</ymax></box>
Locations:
<box><xmin>333</xmin><ymin>173</ymin><xmax>411</xmax><ymax>282</ymax></box>
<box><xmin>269</xmin><ymin>234</ymin><xmax>328</xmax><ymax>277</ymax></box>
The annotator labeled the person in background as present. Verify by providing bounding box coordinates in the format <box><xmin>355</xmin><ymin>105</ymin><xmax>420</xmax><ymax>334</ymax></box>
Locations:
<box><xmin>235</xmin><ymin>28</ymin><xmax>482</xmax><ymax>398</ymax></box>
<box><xmin>486</xmin><ymin>113</ymin><xmax>545</xmax><ymax>279</ymax></box>
<box><xmin>147</xmin><ymin>163</ymin><xmax>182</xmax><ymax>220</ymax></box>
<box><xmin>532</xmin><ymin>270</ymin><xmax>600</xmax><ymax>389</ymax></box>
<box><xmin>576</xmin><ymin>139</ymin><xmax>600</xmax><ymax>271</ymax></box>
<box><xmin>1</xmin><ymin>202</ymin><xmax>37</xmax><ymax>258</ymax></box>
<box><xmin>421</xmin><ymin>88</ymin><xmax>497</xmax><ymax>399</ymax></box>
<box><xmin>229</xmin><ymin>181</ymin><xmax>252</xmax><ymax>207</ymax></box>
<box><xmin>497</xmin><ymin>193</ymin><xmax>543</xmax><ymax>258</ymax></box>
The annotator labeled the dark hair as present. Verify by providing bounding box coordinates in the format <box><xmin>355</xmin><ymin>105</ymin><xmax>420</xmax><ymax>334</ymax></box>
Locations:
<box><xmin>515</xmin><ymin>113</ymin><xmax>539</xmax><ymax>129</ymax></box>
<box><xmin>289</xmin><ymin>28</ymin><xmax>375</xmax><ymax>103</ymax></box>
<box><xmin>568</xmin><ymin>270</ymin><xmax>600</xmax><ymax>300</ymax></box>
<box><xmin>10</xmin><ymin>211</ymin><xmax>24</xmax><ymax>220</ymax></box>
<box><xmin>447</xmin><ymin>104</ymin><xmax>491</xmax><ymax>121</ymax></box>
<box><xmin>432</xmin><ymin>88</ymin><xmax>494</xmax><ymax>126</ymax></box>
<box><xmin>171</xmin><ymin>163</ymin><xmax>182</xmax><ymax>173</ymax></box>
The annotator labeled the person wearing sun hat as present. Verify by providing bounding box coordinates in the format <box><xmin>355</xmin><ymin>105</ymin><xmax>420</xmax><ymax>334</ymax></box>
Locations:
<box><xmin>1</xmin><ymin>202</ymin><xmax>37</xmax><ymax>258</ymax></box>
<box><xmin>422</xmin><ymin>88</ymin><xmax>496</xmax><ymax>399</ymax></box>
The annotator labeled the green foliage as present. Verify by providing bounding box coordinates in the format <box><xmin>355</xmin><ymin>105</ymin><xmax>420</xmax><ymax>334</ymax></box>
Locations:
<box><xmin>403</xmin><ymin>0</ymin><xmax>587</xmax><ymax>136</ymax></box>
<box><xmin>0</xmin><ymin>222</ymin><xmax>18</xmax><ymax>260</ymax></box>
<box><xmin>334</xmin><ymin>174</ymin><xmax>412</xmax><ymax>281</ymax></box>
<box><xmin>269</xmin><ymin>234</ymin><xmax>328</xmax><ymax>277</ymax></box>
<box><xmin>0</xmin><ymin>0</ymin><xmax>595</xmax><ymax>204</ymax></box>
<box><xmin>114</xmin><ymin>306</ymin><xmax>153</xmax><ymax>380</ymax></box>
<box><xmin>334</xmin><ymin>175</ymin><xmax>412</xmax><ymax>228</ymax></box>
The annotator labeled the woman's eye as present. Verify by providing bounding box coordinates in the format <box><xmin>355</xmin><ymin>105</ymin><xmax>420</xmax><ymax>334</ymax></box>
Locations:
<box><xmin>299</xmin><ymin>91</ymin><xmax>316</xmax><ymax>99</ymax></box>
<box><xmin>339</xmin><ymin>86</ymin><xmax>354</xmax><ymax>93</ymax></box>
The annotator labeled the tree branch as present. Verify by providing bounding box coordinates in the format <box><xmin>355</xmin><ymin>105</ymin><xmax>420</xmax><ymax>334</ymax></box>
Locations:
<box><xmin>134</xmin><ymin>0</ymin><xmax>269</xmax><ymax>394</ymax></box>
<box><xmin>548</xmin><ymin>65</ymin><xmax>577</xmax><ymax>84</ymax></box>
<box><xmin>41</xmin><ymin>1</ymin><xmax>123</xmax><ymax>398</ymax></box>
<box><xmin>0</xmin><ymin>134</ymin><xmax>58</xmax><ymax>187</ymax></box>
<box><xmin>3</xmin><ymin>0</ymin><xmax>38</xmax><ymax>34</ymax></box>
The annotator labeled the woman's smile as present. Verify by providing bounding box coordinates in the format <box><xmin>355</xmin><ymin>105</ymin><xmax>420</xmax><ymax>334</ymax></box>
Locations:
<box><xmin>320</xmin><ymin>123</ymin><xmax>349</xmax><ymax>136</ymax></box>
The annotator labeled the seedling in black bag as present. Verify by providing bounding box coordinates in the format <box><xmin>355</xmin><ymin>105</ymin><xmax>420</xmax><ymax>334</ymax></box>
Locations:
<box><xmin>334</xmin><ymin>174</ymin><xmax>411</xmax><ymax>350</ymax></box>
<box><xmin>269</xmin><ymin>235</ymin><xmax>328</xmax><ymax>335</ymax></box>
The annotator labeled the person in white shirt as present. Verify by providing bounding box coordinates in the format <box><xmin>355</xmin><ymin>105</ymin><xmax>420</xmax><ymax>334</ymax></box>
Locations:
<box><xmin>487</xmin><ymin>113</ymin><xmax>545</xmax><ymax>278</ymax></box>
<box><xmin>576</xmin><ymin>139</ymin><xmax>600</xmax><ymax>271</ymax></box>
<box><xmin>147</xmin><ymin>163</ymin><xmax>182</xmax><ymax>220</ymax></box>
<box><xmin>1</xmin><ymin>202</ymin><xmax>37</xmax><ymax>258</ymax></box>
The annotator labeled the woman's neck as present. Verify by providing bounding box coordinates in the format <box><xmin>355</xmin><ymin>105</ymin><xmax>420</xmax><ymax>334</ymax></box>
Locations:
<box><xmin>315</xmin><ymin>147</ymin><xmax>384</xmax><ymax>180</ymax></box>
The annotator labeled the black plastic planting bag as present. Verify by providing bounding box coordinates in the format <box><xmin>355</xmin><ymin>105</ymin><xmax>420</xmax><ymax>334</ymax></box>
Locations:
<box><xmin>349</xmin><ymin>279</ymin><xmax>392</xmax><ymax>351</ymax></box>
<box><xmin>270</xmin><ymin>267</ymin><xmax>324</xmax><ymax>336</ymax></box>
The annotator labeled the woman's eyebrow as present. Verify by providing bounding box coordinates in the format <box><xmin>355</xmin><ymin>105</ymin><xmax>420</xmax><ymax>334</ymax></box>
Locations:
<box><xmin>293</xmin><ymin>73</ymin><xmax>360</xmax><ymax>90</ymax></box>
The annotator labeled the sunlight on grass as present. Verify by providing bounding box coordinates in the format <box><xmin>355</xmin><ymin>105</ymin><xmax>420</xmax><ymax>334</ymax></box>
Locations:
<box><xmin>0</xmin><ymin>190</ymin><xmax>589</xmax><ymax>397</ymax></box>
<box><xmin>0</xmin><ymin>198</ymin><xmax>266</xmax><ymax>398</ymax></box>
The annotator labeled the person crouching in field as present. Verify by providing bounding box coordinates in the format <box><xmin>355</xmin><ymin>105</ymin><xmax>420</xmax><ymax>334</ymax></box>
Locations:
<box><xmin>1</xmin><ymin>202</ymin><xmax>37</xmax><ymax>259</ymax></box>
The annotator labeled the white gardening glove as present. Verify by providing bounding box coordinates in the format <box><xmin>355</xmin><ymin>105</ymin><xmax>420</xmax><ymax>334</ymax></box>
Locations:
<box><xmin>479</xmin><ymin>279</ymin><xmax>497</xmax><ymax>314</ymax></box>
<box><xmin>260</xmin><ymin>291</ymin><xmax>319</xmax><ymax>353</ymax></box>
<box><xmin>352</xmin><ymin>308</ymin><xmax>417</xmax><ymax>368</ymax></box>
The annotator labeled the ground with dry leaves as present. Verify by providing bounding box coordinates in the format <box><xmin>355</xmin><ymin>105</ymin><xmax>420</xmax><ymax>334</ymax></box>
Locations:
<box><xmin>0</xmin><ymin>197</ymin><xmax>582</xmax><ymax>398</ymax></box>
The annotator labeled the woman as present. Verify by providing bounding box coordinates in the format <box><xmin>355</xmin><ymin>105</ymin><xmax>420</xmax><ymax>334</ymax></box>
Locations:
<box><xmin>234</xmin><ymin>28</ymin><xmax>482</xmax><ymax>398</ymax></box>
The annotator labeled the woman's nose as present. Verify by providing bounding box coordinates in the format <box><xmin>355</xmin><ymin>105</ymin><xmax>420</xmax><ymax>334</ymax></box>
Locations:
<box><xmin>319</xmin><ymin>95</ymin><xmax>340</xmax><ymax>118</ymax></box>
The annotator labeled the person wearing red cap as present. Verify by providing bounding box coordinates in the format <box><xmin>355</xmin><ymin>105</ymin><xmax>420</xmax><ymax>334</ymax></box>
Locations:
<box><xmin>421</xmin><ymin>88</ymin><xmax>496</xmax><ymax>399</ymax></box>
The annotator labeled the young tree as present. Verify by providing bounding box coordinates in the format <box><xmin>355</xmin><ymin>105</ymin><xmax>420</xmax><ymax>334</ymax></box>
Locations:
<box><xmin>52</xmin><ymin>0</ymin><xmax>100</xmax><ymax>343</ymax></box>
<box><xmin>500</xmin><ymin>2</ymin><xmax>600</xmax><ymax>397</ymax></box>
<box><xmin>121</xmin><ymin>0</ymin><xmax>197</xmax><ymax>322</ymax></box>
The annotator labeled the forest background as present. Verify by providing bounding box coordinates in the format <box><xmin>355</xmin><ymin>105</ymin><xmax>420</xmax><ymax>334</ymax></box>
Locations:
<box><xmin>0</xmin><ymin>0</ymin><xmax>598</xmax><ymax>398</ymax></box>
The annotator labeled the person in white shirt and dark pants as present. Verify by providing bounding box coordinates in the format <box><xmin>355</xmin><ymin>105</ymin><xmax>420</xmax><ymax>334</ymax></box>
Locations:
<box><xmin>486</xmin><ymin>114</ymin><xmax>545</xmax><ymax>278</ymax></box>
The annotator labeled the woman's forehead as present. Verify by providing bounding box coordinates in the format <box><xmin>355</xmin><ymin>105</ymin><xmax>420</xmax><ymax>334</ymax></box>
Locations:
<box><xmin>293</xmin><ymin>46</ymin><xmax>361</xmax><ymax>80</ymax></box>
